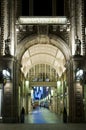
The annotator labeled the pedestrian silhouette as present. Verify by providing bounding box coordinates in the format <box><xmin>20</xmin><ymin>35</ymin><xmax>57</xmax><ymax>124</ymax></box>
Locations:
<box><xmin>20</xmin><ymin>107</ymin><xmax>25</xmax><ymax>123</ymax></box>
<box><xmin>63</xmin><ymin>107</ymin><xmax>67</xmax><ymax>123</ymax></box>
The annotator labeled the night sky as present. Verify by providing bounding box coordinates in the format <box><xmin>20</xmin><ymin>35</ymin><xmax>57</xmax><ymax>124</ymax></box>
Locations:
<box><xmin>22</xmin><ymin>0</ymin><xmax>64</xmax><ymax>16</ymax></box>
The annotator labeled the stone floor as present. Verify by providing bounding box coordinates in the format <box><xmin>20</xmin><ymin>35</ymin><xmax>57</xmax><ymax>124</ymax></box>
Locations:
<box><xmin>0</xmin><ymin>107</ymin><xmax>86</xmax><ymax>130</ymax></box>
<box><xmin>25</xmin><ymin>107</ymin><xmax>62</xmax><ymax>124</ymax></box>
<box><xmin>0</xmin><ymin>123</ymin><xmax>86</xmax><ymax>130</ymax></box>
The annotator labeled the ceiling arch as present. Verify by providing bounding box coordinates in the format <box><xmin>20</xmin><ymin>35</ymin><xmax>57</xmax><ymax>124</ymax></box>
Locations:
<box><xmin>16</xmin><ymin>34</ymin><xmax>71</xmax><ymax>60</ymax></box>
<box><xmin>16</xmin><ymin>34</ymin><xmax>71</xmax><ymax>77</ymax></box>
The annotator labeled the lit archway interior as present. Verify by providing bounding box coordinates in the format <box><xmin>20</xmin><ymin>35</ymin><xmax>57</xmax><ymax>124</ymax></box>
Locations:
<box><xmin>20</xmin><ymin>37</ymin><xmax>68</xmax><ymax>120</ymax></box>
<box><xmin>21</xmin><ymin>43</ymin><xmax>66</xmax><ymax>78</ymax></box>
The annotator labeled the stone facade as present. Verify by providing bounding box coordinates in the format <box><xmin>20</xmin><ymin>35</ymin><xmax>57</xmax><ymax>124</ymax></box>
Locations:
<box><xmin>0</xmin><ymin>0</ymin><xmax>86</xmax><ymax>123</ymax></box>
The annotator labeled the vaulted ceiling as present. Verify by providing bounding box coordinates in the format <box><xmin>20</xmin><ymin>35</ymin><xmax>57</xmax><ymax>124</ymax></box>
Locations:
<box><xmin>21</xmin><ymin>43</ymin><xmax>66</xmax><ymax>77</ymax></box>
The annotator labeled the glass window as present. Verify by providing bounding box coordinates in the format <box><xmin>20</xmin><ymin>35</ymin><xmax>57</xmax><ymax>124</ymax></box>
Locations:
<box><xmin>21</xmin><ymin>0</ymin><xmax>65</xmax><ymax>16</ymax></box>
<box><xmin>56</xmin><ymin>0</ymin><xmax>64</xmax><ymax>16</ymax></box>
<box><xmin>22</xmin><ymin>0</ymin><xmax>29</xmax><ymax>16</ymax></box>
<box><xmin>33</xmin><ymin>0</ymin><xmax>52</xmax><ymax>16</ymax></box>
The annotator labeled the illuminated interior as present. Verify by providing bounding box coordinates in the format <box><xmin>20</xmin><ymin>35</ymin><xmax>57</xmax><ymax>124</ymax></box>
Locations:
<box><xmin>21</xmin><ymin>43</ymin><xmax>66</xmax><ymax>78</ymax></box>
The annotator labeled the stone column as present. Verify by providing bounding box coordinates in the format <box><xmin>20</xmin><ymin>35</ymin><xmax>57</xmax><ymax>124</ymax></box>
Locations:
<box><xmin>0</xmin><ymin>0</ymin><xmax>9</xmax><ymax>55</ymax></box>
<box><xmin>68</xmin><ymin>57</ymin><xmax>84</xmax><ymax>122</ymax></box>
<box><xmin>0</xmin><ymin>0</ymin><xmax>16</xmax><ymax>56</ymax></box>
<box><xmin>70</xmin><ymin>0</ymin><xmax>85</xmax><ymax>56</ymax></box>
<box><xmin>75</xmin><ymin>0</ymin><xmax>85</xmax><ymax>55</ymax></box>
<box><xmin>70</xmin><ymin>0</ymin><xmax>76</xmax><ymax>55</ymax></box>
<box><xmin>69</xmin><ymin>0</ymin><xmax>85</xmax><ymax>123</ymax></box>
<box><xmin>65</xmin><ymin>60</ymin><xmax>74</xmax><ymax>122</ymax></box>
<box><xmin>9</xmin><ymin>0</ymin><xmax>16</xmax><ymax>56</ymax></box>
<box><xmin>81</xmin><ymin>0</ymin><xmax>86</xmax><ymax>55</ymax></box>
<box><xmin>72</xmin><ymin>56</ymin><xmax>84</xmax><ymax>122</ymax></box>
<box><xmin>0</xmin><ymin>56</ymin><xmax>19</xmax><ymax>123</ymax></box>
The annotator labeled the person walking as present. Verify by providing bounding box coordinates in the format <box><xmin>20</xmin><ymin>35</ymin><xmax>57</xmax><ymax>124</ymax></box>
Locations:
<box><xmin>20</xmin><ymin>107</ymin><xmax>25</xmax><ymax>123</ymax></box>
<box><xmin>63</xmin><ymin>107</ymin><xmax>67</xmax><ymax>123</ymax></box>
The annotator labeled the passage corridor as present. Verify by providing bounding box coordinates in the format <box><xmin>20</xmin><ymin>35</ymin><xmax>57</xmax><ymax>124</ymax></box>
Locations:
<box><xmin>25</xmin><ymin>107</ymin><xmax>63</xmax><ymax>124</ymax></box>
<box><xmin>0</xmin><ymin>107</ymin><xmax>86</xmax><ymax>130</ymax></box>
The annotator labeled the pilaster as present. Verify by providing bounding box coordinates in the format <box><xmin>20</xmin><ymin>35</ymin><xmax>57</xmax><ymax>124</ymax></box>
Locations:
<box><xmin>75</xmin><ymin>0</ymin><xmax>85</xmax><ymax>55</ymax></box>
<box><xmin>0</xmin><ymin>0</ymin><xmax>16</xmax><ymax>56</ymax></box>
<box><xmin>0</xmin><ymin>56</ymin><xmax>19</xmax><ymax>123</ymax></box>
<box><xmin>65</xmin><ymin>59</ymin><xmax>74</xmax><ymax>122</ymax></box>
<box><xmin>70</xmin><ymin>0</ymin><xmax>76</xmax><ymax>55</ymax></box>
<box><xmin>72</xmin><ymin>55</ymin><xmax>84</xmax><ymax>122</ymax></box>
<box><xmin>70</xmin><ymin>0</ymin><xmax>85</xmax><ymax>56</ymax></box>
<box><xmin>9</xmin><ymin>0</ymin><xmax>16</xmax><ymax>56</ymax></box>
<box><xmin>0</xmin><ymin>0</ymin><xmax>9</xmax><ymax>55</ymax></box>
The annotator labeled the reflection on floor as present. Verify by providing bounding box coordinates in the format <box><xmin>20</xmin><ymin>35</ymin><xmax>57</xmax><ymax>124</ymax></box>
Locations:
<box><xmin>25</xmin><ymin>107</ymin><xmax>63</xmax><ymax>124</ymax></box>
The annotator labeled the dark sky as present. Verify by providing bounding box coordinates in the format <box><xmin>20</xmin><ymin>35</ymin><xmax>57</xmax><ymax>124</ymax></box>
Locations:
<box><xmin>22</xmin><ymin>0</ymin><xmax>64</xmax><ymax>16</ymax></box>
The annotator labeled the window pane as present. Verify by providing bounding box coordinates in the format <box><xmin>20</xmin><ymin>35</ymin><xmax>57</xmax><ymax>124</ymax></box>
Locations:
<box><xmin>33</xmin><ymin>0</ymin><xmax>52</xmax><ymax>16</ymax></box>
<box><xmin>22</xmin><ymin>0</ymin><xmax>29</xmax><ymax>16</ymax></box>
<box><xmin>56</xmin><ymin>0</ymin><xmax>64</xmax><ymax>16</ymax></box>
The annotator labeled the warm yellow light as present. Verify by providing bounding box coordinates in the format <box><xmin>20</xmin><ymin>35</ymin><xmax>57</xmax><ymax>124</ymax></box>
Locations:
<box><xmin>57</xmin><ymin>81</ymin><xmax>61</xmax><ymax>87</ymax></box>
<box><xmin>18</xmin><ymin>16</ymin><xmax>68</xmax><ymax>25</ymax></box>
<box><xmin>25</xmin><ymin>80</ymin><xmax>29</xmax><ymax>86</ymax></box>
<box><xmin>51</xmin><ymin>89</ymin><xmax>53</xmax><ymax>96</ymax></box>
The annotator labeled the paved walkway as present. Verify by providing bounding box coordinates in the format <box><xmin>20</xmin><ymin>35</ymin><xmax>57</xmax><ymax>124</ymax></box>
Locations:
<box><xmin>0</xmin><ymin>107</ymin><xmax>86</xmax><ymax>130</ymax></box>
<box><xmin>0</xmin><ymin>123</ymin><xmax>86</xmax><ymax>130</ymax></box>
<box><xmin>25</xmin><ymin>107</ymin><xmax>62</xmax><ymax>123</ymax></box>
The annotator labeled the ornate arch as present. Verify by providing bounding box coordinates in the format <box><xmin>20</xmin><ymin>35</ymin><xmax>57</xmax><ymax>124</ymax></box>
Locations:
<box><xmin>16</xmin><ymin>34</ymin><xmax>71</xmax><ymax>62</ymax></box>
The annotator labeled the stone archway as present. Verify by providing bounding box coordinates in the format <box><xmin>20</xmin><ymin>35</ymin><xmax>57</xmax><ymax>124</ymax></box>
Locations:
<box><xmin>16</xmin><ymin>34</ymin><xmax>71</xmax><ymax>61</ymax></box>
<box><xmin>16</xmin><ymin>34</ymin><xmax>73</xmax><ymax>122</ymax></box>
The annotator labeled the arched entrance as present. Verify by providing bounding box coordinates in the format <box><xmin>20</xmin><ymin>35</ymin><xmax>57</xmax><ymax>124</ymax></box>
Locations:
<box><xmin>16</xmin><ymin>34</ymin><xmax>71</xmax><ymax>123</ymax></box>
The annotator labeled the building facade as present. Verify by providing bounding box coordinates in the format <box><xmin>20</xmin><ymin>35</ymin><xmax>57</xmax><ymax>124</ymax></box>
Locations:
<box><xmin>0</xmin><ymin>0</ymin><xmax>86</xmax><ymax>123</ymax></box>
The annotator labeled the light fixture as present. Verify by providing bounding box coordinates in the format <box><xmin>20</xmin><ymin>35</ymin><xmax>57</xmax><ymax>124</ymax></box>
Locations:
<box><xmin>57</xmin><ymin>81</ymin><xmax>61</xmax><ymax>87</ymax></box>
<box><xmin>75</xmin><ymin>69</ymin><xmax>83</xmax><ymax>81</ymax></box>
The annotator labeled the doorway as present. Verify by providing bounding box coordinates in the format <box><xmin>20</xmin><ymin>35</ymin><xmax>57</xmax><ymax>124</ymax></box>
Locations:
<box><xmin>17</xmin><ymin>34</ymin><xmax>71</xmax><ymax>123</ymax></box>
